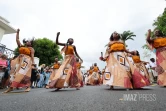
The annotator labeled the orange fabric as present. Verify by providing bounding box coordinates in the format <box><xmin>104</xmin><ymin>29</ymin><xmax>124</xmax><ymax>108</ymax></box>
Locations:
<box><xmin>93</xmin><ymin>66</ymin><xmax>98</xmax><ymax>72</ymax></box>
<box><xmin>132</xmin><ymin>56</ymin><xmax>141</xmax><ymax>63</ymax></box>
<box><xmin>65</xmin><ymin>46</ymin><xmax>74</xmax><ymax>55</ymax></box>
<box><xmin>88</xmin><ymin>70</ymin><xmax>93</xmax><ymax>75</ymax></box>
<box><xmin>19</xmin><ymin>47</ymin><xmax>31</xmax><ymax>56</ymax></box>
<box><xmin>110</xmin><ymin>43</ymin><xmax>125</xmax><ymax>51</ymax></box>
<box><xmin>153</xmin><ymin>38</ymin><xmax>166</xmax><ymax>48</ymax></box>
<box><xmin>76</xmin><ymin>62</ymin><xmax>81</xmax><ymax>69</ymax></box>
<box><xmin>53</xmin><ymin>63</ymin><xmax>60</xmax><ymax>69</ymax></box>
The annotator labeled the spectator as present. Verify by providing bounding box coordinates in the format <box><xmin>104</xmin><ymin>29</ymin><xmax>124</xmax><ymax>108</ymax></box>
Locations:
<box><xmin>31</xmin><ymin>64</ymin><xmax>38</xmax><ymax>88</ymax></box>
<box><xmin>149</xmin><ymin>58</ymin><xmax>157</xmax><ymax>82</ymax></box>
<box><xmin>0</xmin><ymin>54</ymin><xmax>8</xmax><ymax>89</ymax></box>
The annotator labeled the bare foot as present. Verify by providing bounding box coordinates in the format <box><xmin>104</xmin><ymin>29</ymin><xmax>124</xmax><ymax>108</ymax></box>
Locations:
<box><xmin>24</xmin><ymin>87</ymin><xmax>31</xmax><ymax>92</ymax></box>
<box><xmin>46</xmin><ymin>85</ymin><xmax>49</xmax><ymax>89</ymax></box>
<box><xmin>3</xmin><ymin>87</ymin><xmax>13</xmax><ymax>93</ymax></box>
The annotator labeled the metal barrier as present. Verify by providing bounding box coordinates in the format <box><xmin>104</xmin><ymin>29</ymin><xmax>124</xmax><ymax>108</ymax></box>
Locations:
<box><xmin>0</xmin><ymin>43</ymin><xmax>14</xmax><ymax>58</ymax></box>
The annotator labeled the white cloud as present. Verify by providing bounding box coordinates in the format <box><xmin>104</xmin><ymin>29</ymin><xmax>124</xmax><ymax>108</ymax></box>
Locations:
<box><xmin>0</xmin><ymin>0</ymin><xmax>166</xmax><ymax>70</ymax></box>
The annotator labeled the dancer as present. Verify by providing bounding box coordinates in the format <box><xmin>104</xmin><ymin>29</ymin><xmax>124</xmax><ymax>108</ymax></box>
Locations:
<box><xmin>46</xmin><ymin>57</ymin><xmax>60</xmax><ymax>89</ymax></box>
<box><xmin>86</xmin><ymin>66</ymin><xmax>94</xmax><ymax>85</ymax></box>
<box><xmin>4</xmin><ymin>29</ymin><xmax>35</xmax><ymax>93</ymax></box>
<box><xmin>100</xmin><ymin>31</ymin><xmax>133</xmax><ymax>89</ymax></box>
<box><xmin>129</xmin><ymin>50</ymin><xmax>150</xmax><ymax>88</ymax></box>
<box><xmin>147</xmin><ymin>29</ymin><xmax>166</xmax><ymax>86</ymax></box>
<box><xmin>91</xmin><ymin>63</ymin><xmax>100</xmax><ymax>85</ymax></box>
<box><xmin>49</xmin><ymin>32</ymin><xmax>83</xmax><ymax>90</ymax></box>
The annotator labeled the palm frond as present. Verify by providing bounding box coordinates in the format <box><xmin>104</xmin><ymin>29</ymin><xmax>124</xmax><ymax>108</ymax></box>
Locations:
<box><xmin>126</xmin><ymin>38</ymin><xmax>134</xmax><ymax>41</ymax></box>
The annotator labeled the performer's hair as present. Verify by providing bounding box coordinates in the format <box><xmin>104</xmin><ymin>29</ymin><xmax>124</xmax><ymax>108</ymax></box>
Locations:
<box><xmin>154</xmin><ymin>29</ymin><xmax>164</xmax><ymax>37</ymax></box>
<box><xmin>136</xmin><ymin>50</ymin><xmax>140</xmax><ymax>56</ymax></box>
<box><xmin>23</xmin><ymin>37</ymin><xmax>35</xmax><ymax>46</ymax></box>
<box><xmin>110</xmin><ymin>32</ymin><xmax>121</xmax><ymax>41</ymax></box>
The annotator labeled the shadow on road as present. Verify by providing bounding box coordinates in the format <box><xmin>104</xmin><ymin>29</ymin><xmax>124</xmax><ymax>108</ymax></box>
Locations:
<box><xmin>104</xmin><ymin>88</ymin><xmax>153</xmax><ymax>91</ymax></box>
<box><xmin>50</xmin><ymin>89</ymin><xmax>79</xmax><ymax>92</ymax></box>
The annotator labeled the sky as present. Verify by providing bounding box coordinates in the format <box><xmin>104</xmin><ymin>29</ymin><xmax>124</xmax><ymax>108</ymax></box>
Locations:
<box><xmin>0</xmin><ymin>0</ymin><xmax>166</xmax><ymax>70</ymax></box>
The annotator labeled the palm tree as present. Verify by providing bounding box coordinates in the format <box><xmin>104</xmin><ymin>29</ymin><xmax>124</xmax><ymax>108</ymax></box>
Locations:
<box><xmin>142</xmin><ymin>44</ymin><xmax>150</xmax><ymax>50</ymax></box>
<box><xmin>143</xmin><ymin>50</ymin><xmax>151</xmax><ymax>61</ymax></box>
<box><xmin>120</xmin><ymin>30</ymin><xmax>136</xmax><ymax>43</ymax></box>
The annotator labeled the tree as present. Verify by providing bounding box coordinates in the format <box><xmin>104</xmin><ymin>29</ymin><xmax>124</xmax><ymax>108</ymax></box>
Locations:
<box><xmin>14</xmin><ymin>38</ymin><xmax>63</xmax><ymax>66</ymax></box>
<box><xmin>143</xmin><ymin>50</ymin><xmax>151</xmax><ymax>59</ymax></box>
<box><xmin>120</xmin><ymin>30</ymin><xmax>136</xmax><ymax>43</ymax></box>
<box><xmin>153</xmin><ymin>8</ymin><xmax>166</xmax><ymax>35</ymax></box>
<box><xmin>142</xmin><ymin>50</ymin><xmax>152</xmax><ymax>62</ymax></box>
<box><xmin>142</xmin><ymin>8</ymin><xmax>166</xmax><ymax>51</ymax></box>
<box><xmin>142</xmin><ymin>44</ymin><xmax>150</xmax><ymax>50</ymax></box>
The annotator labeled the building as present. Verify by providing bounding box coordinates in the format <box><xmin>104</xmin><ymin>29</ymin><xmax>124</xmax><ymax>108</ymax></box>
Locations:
<box><xmin>0</xmin><ymin>16</ymin><xmax>16</xmax><ymax>58</ymax></box>
<box><xmin>0</xmin><ymin>16</ymin><xmax>16</xmax><ymax>42</ymax></box>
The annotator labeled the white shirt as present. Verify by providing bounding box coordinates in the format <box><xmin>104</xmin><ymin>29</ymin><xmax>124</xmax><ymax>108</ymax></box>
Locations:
<box><xmin>149</xmin><ymin>62</ymin><xmax>156</xmax><ymax>68</ymax></box>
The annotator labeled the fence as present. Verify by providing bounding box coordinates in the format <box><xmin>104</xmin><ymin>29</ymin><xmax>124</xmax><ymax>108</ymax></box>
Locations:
<box><xmin>0</xmin><ymin>43</ymin><xmax>14</xmax><ymax>58</ymax></box>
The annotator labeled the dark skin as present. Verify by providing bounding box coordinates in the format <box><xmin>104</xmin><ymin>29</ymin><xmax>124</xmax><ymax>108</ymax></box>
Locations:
<box><xmin>16</xmin><ymin>29</ymin><xmax>35</xmax><ymax>64</ymax></box>
<box><xmin>147</xmin><ymin>29</ymin><xmax>162</xmax><ymax>44</ymax></box>
<box><xmin>56</xmin><ymin>32</ymin><xmax>83</xmax><ymax>62</ymax></box>
<box><xmin>147</xmin><ymin>29</ymin><xmax>153</xmax><ymax>43</ymax></box>
<box><xmin>54</xmin><ymin>57</ymin><xmax>59</xmax><ymax>63</ymax></box>
<box><xmin>76</xmin><ymin>58</ymin><xmax>79</xmax><ymax>62</ymax></box>
<box><xmin>150</xmin><ymin>58</ymin><xmax>156</xmax><ymax>70</ymax></box>
<box><xmin>93</xmin><ymin>63</ymin><xmax>100</xmax><ymax>71</ymax></box>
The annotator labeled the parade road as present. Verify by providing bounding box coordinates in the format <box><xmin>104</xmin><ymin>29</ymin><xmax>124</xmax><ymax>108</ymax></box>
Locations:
<box><xmin>0</xmin><ymin>84</ymin><xmax>165</xmax><ymax>111</ymax></box>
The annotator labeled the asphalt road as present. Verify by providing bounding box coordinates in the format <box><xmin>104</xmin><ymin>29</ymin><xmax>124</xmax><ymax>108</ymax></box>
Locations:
<box><xmin>0</xmin><ymin>84</ymin><xmax>166</xmax><ymax>111</ymax></box>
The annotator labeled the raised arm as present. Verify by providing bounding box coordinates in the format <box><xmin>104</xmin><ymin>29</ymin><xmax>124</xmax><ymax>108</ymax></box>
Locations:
<box><xmin>55</xmin><ymin>32</ymin><xmax>66</xmax><ymax>46</ymax></box>
<box><xmin>16</xmin><ymin>29</ymin><xmax>22</xmax><ymax>47</ymax></box>
<box><xmin>30</xmin><ymin>48</ymin><xmax>35</xmax><ymax>65</ymax></box>
<box><xmin>146</xmin><ymin>29</ymin><xmax>153</xmax><ymax>43</ymax></box>
<box><xmin>73</xmin><ymin>46</ymin><xmax>83</xmax><ymax>62</ymax></box>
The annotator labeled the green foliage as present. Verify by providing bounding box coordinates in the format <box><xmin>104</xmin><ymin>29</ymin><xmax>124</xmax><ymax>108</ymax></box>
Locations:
<box><xmin>142</xmin><ymin>8</ymin><xmax>166</xmax><ymax>50</ymax></box>
<box><xmin>142</xmin><ymin>44</ymin><xmax>150</xmax><ymax>50</ymax></box>
<box><xmin>153</xmin><ymin>8</ymin><xmax>166</xmax><ymax>35</ymax></box>
<box><xmin>120</xmin><ymin>30</ymin><xmax>136</xmax><ymax>43</ymax></box>
<box><xmin>14</xmin><ymin>47</ymin><xmax>19</xmax><ymax>56</ymax></box>
<box><xmin>14</xmin><ymin>38</ymin><xmax>63</xmax><ymax>66</ymax></box>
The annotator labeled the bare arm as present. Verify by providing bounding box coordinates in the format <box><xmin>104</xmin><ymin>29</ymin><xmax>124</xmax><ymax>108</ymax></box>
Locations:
<box><xmin>146</xmin><ymin>29</ymin><xmax>153</xmax><ymax>43</ymax></box>
<box><xmin>16</xmin><ymin>29</ymin><xmax>22</xmax><ymax>47</ymax></box>
<box><xmin>97</xmin><ymin>67</ymin><xmax>100</xmax><ymax>72</ymax></box>
<box><xmin>55</xmin><ymin>32</ymin><xmax>66</xmax><ymax>46</ymax></box>
<box><xmin>73</xmin><ymin>46</ymin><xmax>83</xmax><ymax>62</ymax></box>
<box><xmin>30</xmin><ymin>48</ymin><xmax>35</xmax><ymax>65</ymax></box>
<box><xmin>125</xmin><ymin>49</ymin><xmax>132</xmax><ymax>54</ymax></box>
